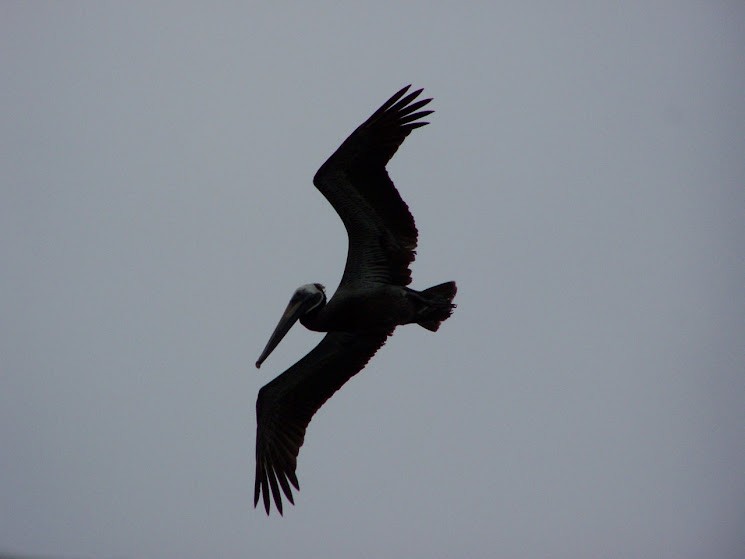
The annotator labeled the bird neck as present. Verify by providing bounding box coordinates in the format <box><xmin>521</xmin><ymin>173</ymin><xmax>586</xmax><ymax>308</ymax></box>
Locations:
<box><xmin>299</xmin><ymin>301</ymin><xmax>327</xmax><ymax>332</ymax></box>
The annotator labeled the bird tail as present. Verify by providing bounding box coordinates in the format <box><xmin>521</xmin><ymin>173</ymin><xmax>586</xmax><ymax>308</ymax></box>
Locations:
<box><xmin>415</xmin><ymin>281</ymin><xmax>457</xmax><ymax>332</ymax></box>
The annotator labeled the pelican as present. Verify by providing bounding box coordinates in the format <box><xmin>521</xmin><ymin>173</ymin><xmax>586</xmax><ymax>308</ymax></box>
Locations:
<box><xmin>254</xmin><ymin>85</ymin><xmax>457</xmax><ymax>515</ymax></box>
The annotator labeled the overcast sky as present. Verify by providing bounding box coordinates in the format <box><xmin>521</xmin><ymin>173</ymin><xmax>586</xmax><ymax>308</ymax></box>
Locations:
<box><xmin>2</xmin><ymin>3</ymin><xmax>744</xmax><ymax>558</ymax></box>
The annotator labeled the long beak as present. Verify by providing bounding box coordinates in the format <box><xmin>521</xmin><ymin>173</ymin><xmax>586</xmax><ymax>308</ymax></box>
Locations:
<box><xmin>255</xmin><ymin>298</ymin><xmax>307</xmax><ymax>369</ymax></box>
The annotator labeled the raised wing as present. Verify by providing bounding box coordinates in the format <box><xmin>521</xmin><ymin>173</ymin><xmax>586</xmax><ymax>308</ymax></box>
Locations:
<box><xmin>313</xmin><ymin>85</ymin><xmax>433</xmax><ymax>287</ymax></box>
<box><xmin>254</xmin><ymin>329</ymin><xmax>392</xmax><ymax>515</ymax></box>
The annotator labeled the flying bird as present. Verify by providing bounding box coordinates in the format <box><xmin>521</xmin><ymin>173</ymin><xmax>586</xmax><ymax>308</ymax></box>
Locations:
<box><xmin>254</xmin><ymin>85</ymin><xmax>457</xmax><ymax>515</ymax></box>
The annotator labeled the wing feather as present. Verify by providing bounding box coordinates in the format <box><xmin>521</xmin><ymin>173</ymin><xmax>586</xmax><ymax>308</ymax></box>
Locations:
<box><xmin>313</xmin><ymin>85</ymin><xmax>433</xmax><ymax>286</ymax></box>
<box><xmin>254</xmin><ymin>330</ymin><xmax>392</xmax><ymax>514</ymax></box>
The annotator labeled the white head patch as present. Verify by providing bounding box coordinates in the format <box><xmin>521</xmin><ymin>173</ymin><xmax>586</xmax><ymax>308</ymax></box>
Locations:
<box><xmin>296</xmin><ymin>283</ymin><xmax>324</xmax><ymax>297</ymax></box>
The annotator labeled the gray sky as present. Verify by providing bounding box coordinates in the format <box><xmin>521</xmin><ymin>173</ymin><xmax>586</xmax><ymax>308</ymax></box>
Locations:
<box><xmin>2</xmin><ymin>3</ymin><xmax>744</xmax><ymax>558</ymax></box>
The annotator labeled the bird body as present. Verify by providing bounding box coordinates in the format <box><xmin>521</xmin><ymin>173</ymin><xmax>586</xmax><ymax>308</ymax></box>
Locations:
<box><xmin>254</xmin><ymin>86</ymin><xmax>456</xmax><ymax>514</ymax></box>
<box><xmin>301</xmin><ymin>282</ymin><xmax>454</xmax><ymax>333</ymax></box>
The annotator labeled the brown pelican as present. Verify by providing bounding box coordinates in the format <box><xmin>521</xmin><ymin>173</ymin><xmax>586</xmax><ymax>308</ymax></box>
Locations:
<box><xmin>254</xmin><ymin>85</ymin><xmax>457</xmax><ymax>515</ymax></box>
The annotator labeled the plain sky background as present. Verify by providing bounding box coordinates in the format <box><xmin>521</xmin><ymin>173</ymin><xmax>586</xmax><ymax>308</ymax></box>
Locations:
<box><xmin>2</xmin><ymin>3</ymin><xmax>744</xmax><ymax>558</ymax></box>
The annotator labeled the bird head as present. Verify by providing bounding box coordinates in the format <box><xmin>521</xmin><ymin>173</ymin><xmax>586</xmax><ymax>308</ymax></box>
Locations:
<box><xmin>255</xmin><ymin>283</ymin><xmax>325</xmax><ymax>368</ymax></box>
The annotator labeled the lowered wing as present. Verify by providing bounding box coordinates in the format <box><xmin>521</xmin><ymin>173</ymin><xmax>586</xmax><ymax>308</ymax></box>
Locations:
<box><xmin>254</xmin><ymin>329</ymin><xmax>392</xmax><ymax>515</ymax></box>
